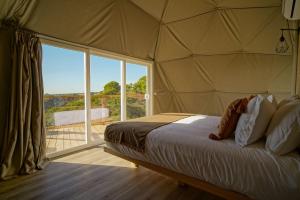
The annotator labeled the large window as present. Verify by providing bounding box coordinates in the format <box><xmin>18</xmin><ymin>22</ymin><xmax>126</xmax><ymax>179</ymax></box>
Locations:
<box><xmin>42</xmin><ymin>44</ymin><xmax>86</xmax><ymax>154</ymax></box>
<box><xmin>90</xmin><ymin>55</ymin><xmax>121</xmax><ymax>142</ymax></box>
<box><xmin>42</xmin><ymin>41</ymin><xmax>152</xmax><ymax>157</ymax></box>
<box><xmin>126</xmin><ymin>63</ymin><xmax>148</xmax><ymax>119</ymax></box>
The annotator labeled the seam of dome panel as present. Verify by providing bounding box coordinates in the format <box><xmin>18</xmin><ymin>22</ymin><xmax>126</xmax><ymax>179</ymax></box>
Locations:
<box><xmin>164</xmin><ymin>5</ymin><xmax>281</xmax><ymax>25</ymax></box>
<box><xmin>245</xmin><ymin>8</ymin><xmax>281</xmax><ymax>47</ymax></box>
<box><xmin>156</xmin><ymin>8</ymin><xmax>291</xmax><ymax>63</ymax></box>
<box><xmin>128</xmin><ymin>0</ymin><xmax>161</xmax><ymax>23</ymax></box>
<box><xmin>193</xmin><ymin>57</ymin><xmax>216</xmax><ymax>89</ymax></box>
<box><xmin>165</xmin><ymin>25</ymin><xmax>193</xmax><ymax>54</ymax></box>
<box><xmin>156</xmin><ymin>63</ymin><xmax>174</xmax><ymax>92</ymax></box>
<box><xmin>164</xmin><ymin>90</ymin><xmax>273</xmax><ymax>95</ymax></box>
<box><xmin>157</xmin><ymin>51</ymin><xmax>292</xmax><ymax>64</ymax></box>
<box><xmin>153</xmin><ymin>0</ymin><xmax>170</xmax><ymax>61</ymax></box>
<box><xmin>218</xmin><ymin>10</ymin><xmax>242</xmax><ymax>47</ymax></box>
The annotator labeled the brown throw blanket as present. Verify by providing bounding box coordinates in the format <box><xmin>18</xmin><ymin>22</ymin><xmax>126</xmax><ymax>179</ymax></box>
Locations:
<box><xmin>104</xmin><ymin>113</ymin><xmax>193</xmax><ymax>152</ymax></box>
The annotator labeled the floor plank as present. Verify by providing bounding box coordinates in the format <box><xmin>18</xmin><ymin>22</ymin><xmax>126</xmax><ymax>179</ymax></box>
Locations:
<box><xmin>46</xmin><ymin>124</ymin><xmax>106</xmax><ymax>154</ymax></box>
<box><xmin>0</xmin><ymin>147</ymin><xmax>223</xmax><ymax>200</ymax></box>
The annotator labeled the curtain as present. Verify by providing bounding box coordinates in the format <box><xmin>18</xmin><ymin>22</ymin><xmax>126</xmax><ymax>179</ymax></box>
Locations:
<box><xmin>297</xmin><ymin>31</ymin><xmax>300</xmax><ymax>95</ymax></box>
<box><xmin>0</xmin><ymin>23</ymin><xmax>47</xmax><ymax>180</ymax></box>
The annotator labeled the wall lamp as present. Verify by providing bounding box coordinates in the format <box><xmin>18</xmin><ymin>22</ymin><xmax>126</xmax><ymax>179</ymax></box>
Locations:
<box><xmin>275</xmin><ymin>28</ymin><xmax>300</xmax><ymax>53</ymax></box>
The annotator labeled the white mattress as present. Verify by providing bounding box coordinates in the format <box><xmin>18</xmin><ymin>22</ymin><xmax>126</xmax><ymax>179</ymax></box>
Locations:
<box><xmin>106</xmin><ymin>115</ymin><xmax>300</xmax><ymax>200</ymax></box>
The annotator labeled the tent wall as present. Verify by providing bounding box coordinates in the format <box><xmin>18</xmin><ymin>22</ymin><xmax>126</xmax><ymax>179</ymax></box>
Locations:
<box><xmin>0</xmin><ymin>0</ymin><xmax>37</xmax><ymax>25</ymax></box>
<box><xmin>0</xmin><ymin>0</ymin><xmax>299</xmax><ymax>117</ymax></box>
<box><xmin>147</xmin><ymin>0</ymin><xmax>296</xmax><ymax>115</ymax></box>
<box><xmin>0</xmin><ymin>0</ymin><xmax>160</xmax><ymax>142</ymax></box>
<box><xmin>24</xmin><ymin>0</ymin><xmax>159</xmax><ymax>61</ymax></box>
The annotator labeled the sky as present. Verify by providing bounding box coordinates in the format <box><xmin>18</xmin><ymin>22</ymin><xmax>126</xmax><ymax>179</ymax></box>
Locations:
<box><xmin>42</xmin><ymin>44</ymin><xmax>147</xmax><ymax>94</ymax></box>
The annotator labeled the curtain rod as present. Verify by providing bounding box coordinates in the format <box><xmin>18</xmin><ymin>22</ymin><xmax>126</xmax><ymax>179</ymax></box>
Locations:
<box><xmin>280</xmin><ymin>28</ymin><xmax>300</xmax><ymax>31</ymax></box>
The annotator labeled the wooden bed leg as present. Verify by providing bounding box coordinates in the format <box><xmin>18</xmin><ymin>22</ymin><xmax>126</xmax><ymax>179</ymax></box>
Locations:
<box><xmin>131</xmin><ymin>162</ymin><xmax>139</xmax><ymax>168</ymax></box>
<box><xmin>177</xmin><ymin>181</ymin><xmax>188</xmax><ymax>188</ymax></box>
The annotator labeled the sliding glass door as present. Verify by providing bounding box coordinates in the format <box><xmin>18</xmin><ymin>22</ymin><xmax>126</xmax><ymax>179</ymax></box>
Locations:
<box><xmin>90</xmin><ymin>55</ymin><xmax>121</xmax><ymax>142</ymax></box>
<box><xmin>89</xmin><ymin>57</ymin><xmax>151</xmax><ymax>143</ymax></box>
<box><xmin>42</xmin><ymin>44</ymin><xmax>86</xmax><ymax>154</ymax></box>
<box><xmin>126</xmin><ymin>63</ymin><xmax>148</xmax><ymax>119</ymax></box>
<box><xmin>42</xmin><ymin>40</ymin><xmax>152</xmax><ymax>156</ymax></box>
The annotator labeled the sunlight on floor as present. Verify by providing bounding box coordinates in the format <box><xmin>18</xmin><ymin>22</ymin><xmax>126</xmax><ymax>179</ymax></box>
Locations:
<box><xmin>52</xmin><ymin>151</ymin><xmax>136</xmax><ymax>168</ymax></box>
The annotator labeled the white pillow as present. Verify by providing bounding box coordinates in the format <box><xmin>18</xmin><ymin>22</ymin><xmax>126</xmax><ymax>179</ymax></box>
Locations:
<box><xmin>266</xmin><ymin>100</ymin><xmax>300</xmax><ymax>155</ymax></box>
<box><xmin>235</xmin><ymin>95</ymin><xmax>277</xmax><ymax>146</ymax></box>
<box><xmin>277</xmin><ymin>95</ymin><xmax>300</xmax><ymax>108</ymax></box>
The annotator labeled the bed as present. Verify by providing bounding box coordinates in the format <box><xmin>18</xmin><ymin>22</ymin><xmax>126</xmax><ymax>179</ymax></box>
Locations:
<box><xmin>104</xmin><ymin>114</ymin><xmax>300</xmax><ymax>200</ymax></box>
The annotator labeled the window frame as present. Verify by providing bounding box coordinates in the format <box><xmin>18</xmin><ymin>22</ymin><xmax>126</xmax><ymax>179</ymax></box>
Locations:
<box><xmin>41</xmin><ymin>38</ymin><xmax>153</xmax><ymax>158</ymax></box>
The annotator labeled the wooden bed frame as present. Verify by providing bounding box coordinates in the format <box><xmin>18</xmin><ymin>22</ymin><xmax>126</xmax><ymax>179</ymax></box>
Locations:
<box><xmin>104</xmin><ymin>147</ymin><xmax>251</xmax><ymax>200</ymax></box>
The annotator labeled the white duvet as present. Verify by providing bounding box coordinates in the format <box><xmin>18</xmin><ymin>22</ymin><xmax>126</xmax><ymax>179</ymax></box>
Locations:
<box><xmin>106</xmin><ymin>115</ymin><xmax>300</xmax><ymax>200</ymax></box>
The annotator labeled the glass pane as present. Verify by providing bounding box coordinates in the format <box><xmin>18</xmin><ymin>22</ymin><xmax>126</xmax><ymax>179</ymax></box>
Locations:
<box><xmin>126</xmin><ymin>63</ymin><xmax>147</xmax><ymax>119</ymax></box>
<box><xmin>90</xmin><ymin>55</ymin><xmax>121</xmax><ymax>142</ymax></box>
<box><xmin>42</xmin><ymin>44</ymin><xmax>85</xmax><ymax>154</ymax></box>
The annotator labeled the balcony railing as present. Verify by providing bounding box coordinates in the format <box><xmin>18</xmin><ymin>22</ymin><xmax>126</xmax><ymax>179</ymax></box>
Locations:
<box><xmin>45</xmin><ymin>93</ymin><xmax>146</xmax><ymax>154</ymax></box>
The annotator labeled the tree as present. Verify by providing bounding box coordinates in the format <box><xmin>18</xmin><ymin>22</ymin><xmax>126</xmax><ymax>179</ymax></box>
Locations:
<box><xmin>126</xmin><ymin>83</ymin><xmax>134</xmax><ymax>92</ymax></box>
<box><xmin>127</xmin><ymin>104</ymin><xmax>145</xmax><ymax>119</ymax></box>
<box><xmin>103</xmin><ymin>81</ymin><xmax>120</xmax><ymax>95</ymax></box>
<box><xmin>107</xmin><ymin>97</ymin><xmax>120</xmax><ymax>119</ymax></box>
<box><xmin>133</xmin><ymin>76</ymin><xmax>146</xmax><ymax>94</ymax></box>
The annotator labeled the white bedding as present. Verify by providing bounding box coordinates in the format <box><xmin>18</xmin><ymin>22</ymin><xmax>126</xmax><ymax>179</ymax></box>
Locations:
<box><xmin>106</xmin><ymin>115</ymin><xmax>300</xmax><ymax>200</ymax></box>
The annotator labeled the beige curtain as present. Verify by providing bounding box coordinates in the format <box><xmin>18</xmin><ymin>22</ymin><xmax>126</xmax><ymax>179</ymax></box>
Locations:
<box><xmin>0</xmin><ymin>22</ymin><xmax>47</xmax><ymax>180</ymax></box>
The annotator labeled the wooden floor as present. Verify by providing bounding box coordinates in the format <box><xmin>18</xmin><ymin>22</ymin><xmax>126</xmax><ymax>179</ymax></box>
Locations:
<box><xmin>0</xmin><ymin>147</ymin><xmax>222</xmax><ymax>200</ymax></box>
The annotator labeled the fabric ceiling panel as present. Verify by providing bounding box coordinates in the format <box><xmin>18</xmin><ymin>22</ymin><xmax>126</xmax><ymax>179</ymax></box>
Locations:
<box><xmin>163</xmin><ymin>0</ymin><xmax>216</xmax><ymax>23</ymax></box>
<box><xmin>130</xmin><ymin>0</ymin><xmax>166</xmax><ymax>21</ymax></box>
<box><xmin>0</xmin><ymin>0</ymin><xmax>296</xmax><ymax>116</ymax></box>
<box><xmin>194</xmin><ymin>54</ymin><xmax>292</xmax><ymax>93</ymax></box>
<box><xmin>25</xmin><ymin>0</ymin><xmax>159</xmax><ymax>60</ymax></box>
<box><xmin>25</xmin><ymin>0</ymin><xmax>115</xmax><ymax>45</ymax></box>
<box><xmin>0</xmin><ymin>0</ymin><xmax>37</xmax><ymax>25</ymax></box>
<box><xmin>117</xmin><ymin>1</ymin><xmax>160</xmax><ymax>59</ymax></box>
<box><xmin>159</xmin><ymin>58</ymin><xmax>215</xmax><ymax>93</ymax></box>
<box><xmin>130</xmin><ymin>0</ymin><xmax>281</xmax><ymax>23</ymax></box>
<box><xmin>267</xmin><ymin>55</ymin><xmax>293</xmax><ymax>94</ymax></box>
<box><xmin>158</xmin><ymin>53</ymin><xmax>292</xmax><ymax>95</ymax></box>
<box><xmin>154</xmin><ymin>52</ymin><xmax>292</xmax><ymax>115</ymax></box>
<box><xmin>232</xmin><ymin>7</ymin><xmax>292</xmax><ymax>55</ymax></box>
<box><xmin>215</xmin><ymin>0</ymin><xmax>281</xmax><ymax>8</ymax></box>
<box><xmin>154</xmin><ymin>63</ymin><xmax>175</xmax><ymax>92</ymax></box>
<box><xmin>168</xmin><ymin>11</ymin><xmax>242</xmax><ymax>56</ymax></box>
<box><xmin>212</xmin><ymin>54</ymin><xmax>279</xmax><ymax>93</ymax></box>
<box><xmin>167</xmin><ymin>7</ymin><xmax>292</xmax><ymax>57</ymax></box>
<box><xmin>155</xmin><ymin>25</ymin><xmax>191</xmax><ymax>62</ymax></box>
<box><xmin>153</xmin><ymin>62</ymin><xmax>177</xmax><ymax>114</ymax></box>
<box><xmin>152</xmin><ymin>2</ymin><xmax>294</xmax><ymax>115</ymax></box>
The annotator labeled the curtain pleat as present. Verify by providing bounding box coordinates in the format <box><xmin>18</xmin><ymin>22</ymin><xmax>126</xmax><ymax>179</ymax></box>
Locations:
<box><xmin>0</xmin><ymin>28</ymin><xmax>47</xmax><ymax>180</ymax></box>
